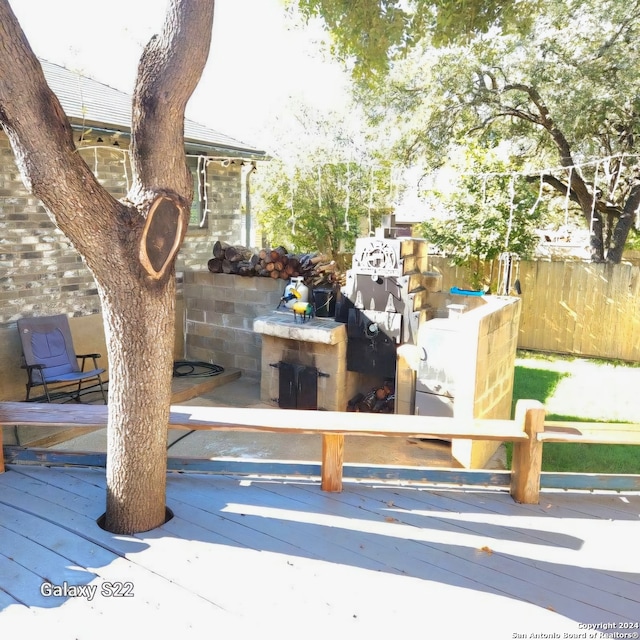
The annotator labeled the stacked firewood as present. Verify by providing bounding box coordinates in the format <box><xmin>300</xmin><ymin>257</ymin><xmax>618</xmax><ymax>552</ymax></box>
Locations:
<box><xmin>347</xmin><ymin>380</ymin><xmax>396</xmax><ymax>414</ymax></box>
<box><xmin>207</xmin><ymin>242</ymin><xmax>260</xmax><ymax>277</ymax></box>
<box><xmin>208</xmin><ymin>241</ymin><xmax>345</xmax><ymax>288</ymax></box>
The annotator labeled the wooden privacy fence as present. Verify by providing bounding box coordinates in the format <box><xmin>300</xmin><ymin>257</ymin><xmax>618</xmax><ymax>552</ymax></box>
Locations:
<box><xmin>428</xmin><ymin>257</ymin><xmax>640</xmax><ymax>362</ymax></box>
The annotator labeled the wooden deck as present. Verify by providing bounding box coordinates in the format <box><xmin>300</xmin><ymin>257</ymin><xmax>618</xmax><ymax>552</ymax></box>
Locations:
<box><xmin>0</xmin><ymin>466</ymin><xmax>638</xmax><ymax>638</ymax></box>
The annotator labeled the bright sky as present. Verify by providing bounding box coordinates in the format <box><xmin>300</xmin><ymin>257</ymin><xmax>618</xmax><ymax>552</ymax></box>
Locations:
<box><xmin>8</xmin><ymin>0</ymin><xmax>349</xmax><ymax>150</ymax></box>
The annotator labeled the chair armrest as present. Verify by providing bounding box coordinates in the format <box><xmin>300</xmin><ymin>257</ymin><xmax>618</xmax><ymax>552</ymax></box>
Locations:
<box><xmin>77</xmin><ymin>353</ymin><xmax>102</xmax><ymax>372</ymax></box>
<box><xmin>23</xmin><ymin>363</ymin><xmax>45</xmax><ymax>385</ymax></box>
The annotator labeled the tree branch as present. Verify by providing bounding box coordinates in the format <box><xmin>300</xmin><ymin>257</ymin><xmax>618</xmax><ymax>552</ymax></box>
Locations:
<box><xmin>130</xmin><ymin>0</ymin><xmax>215</xmax><ymax>205</ymax></box>
<box><xmin>0</xmin><ymin>0</ymin><xmax>118</xmax><ymax>245</ymax></box>
<box><xmin>608</xmin><ymin>176</ymin><xmax>640</xmax><ymax>263</ymax></box>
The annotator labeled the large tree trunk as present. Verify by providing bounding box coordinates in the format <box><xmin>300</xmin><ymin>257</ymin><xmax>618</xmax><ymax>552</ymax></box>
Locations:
<box><xmin>0</xmin><ymin>0</ymin><xmax>215</xmax><ymax>533</ymax></box>
<box><xmin>101</xmin><ymin>280</ymin><xmax>176</xmax><ymax>533</ymax></box>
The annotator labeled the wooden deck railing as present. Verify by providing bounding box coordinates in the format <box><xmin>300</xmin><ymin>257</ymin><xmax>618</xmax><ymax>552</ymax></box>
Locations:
<box><xmin>1</xmin><ymin>400</ymin><xmax>639</xmax><ymax>502</ymax></box>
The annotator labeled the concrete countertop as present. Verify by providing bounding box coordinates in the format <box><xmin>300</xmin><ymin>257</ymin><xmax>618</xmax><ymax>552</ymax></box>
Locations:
<box><xmin>253</xmin><ymin>311</ymin><xmax>346</xmax><ymax>345</ymax></box>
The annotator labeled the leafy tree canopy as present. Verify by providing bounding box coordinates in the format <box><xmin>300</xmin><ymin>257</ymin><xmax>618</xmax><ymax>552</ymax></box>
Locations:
<box><xmin>417</xmin><ymin>144</ymin><xmax>550</xmax><ymax>285</ymax></box>
<box><xmin>291</xmin><ymin>0</ymin><xmax>539</xmax><ymax>83</ymax></box>
<box><xmin>253</xmin><ymin>99</ymin><xmax>393</xmax><ymax>256</ymax></box>
<box><xmin>296</xmin><ymin>0</ymin><xmax>640</xmax><ymax>262</ymax></box>
<box><xmin>257</xmin><ymin>160</ymin><xmax>389</xmax><ymax>256</ymax></box>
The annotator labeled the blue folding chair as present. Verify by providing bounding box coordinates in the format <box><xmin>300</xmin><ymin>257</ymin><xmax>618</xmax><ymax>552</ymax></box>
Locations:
<box><xmin>17</xmin><ymin>314</ymin><xmax>107</xmax><ymax>403</ymax></box>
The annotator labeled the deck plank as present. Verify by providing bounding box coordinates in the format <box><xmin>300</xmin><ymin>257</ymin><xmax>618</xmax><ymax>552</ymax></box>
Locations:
<box><xmin>254</xmin><ymin>481</ymin><xmax>639</xmax><ymax>620</ymax></box>
<box><xmin>324</xmin><ymin>484</ymin><xmax>640</xmax><ymax>614</ymax></box>
<box><xmin>176</xmin><ymin>475</ymin><xmax>639</xmax><ymax>620</ymax></box>
<box><xmin>1</xmin><ymin>465</ymin><xmax>639</xmax><ymax>638</ymax></box>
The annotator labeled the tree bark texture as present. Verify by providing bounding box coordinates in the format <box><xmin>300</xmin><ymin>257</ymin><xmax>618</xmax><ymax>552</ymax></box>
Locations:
<box><xmin>0</xmin><ymin>0</ymin><xmax>216</xmax><ymax>534</ymax></box>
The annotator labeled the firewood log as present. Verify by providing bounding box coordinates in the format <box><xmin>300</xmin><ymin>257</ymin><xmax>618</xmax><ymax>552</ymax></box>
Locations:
<box><xmin>212</xmin><ymin>240</ymin><xmax>230</xmax><ymax>258</ymax></box>
<box><xmin>315</xmin><ymin>261</ymin><xmax>337</xmax><ymax>274</ymax></box>
<box><xmin>222</xmin><ymin>259</ymin><xmax>238</xmax><ymax>274</ymax></box>
<box><xmin>225</xmin><ymin>245</ymin><xmax>253</xmax><ymax>262</ymax></box>
<box><xmin>269</xmin><ymin>246</ymin><xmax>287</xmax><ymax>261</ymax></box>
<box><xmin>286</xmin><ymin>256</ymin><xmax>300</xmax><ymax>270</ymax></box>
<box><xmin>207</xmin><ymin>257</ymin><xmax>223</xmax><ymax>273</ymax></box>
<box><xmin>309</xmin><ymin>253</ymin><xmax>328</xmax><ymax>265</ymax></box>
<box><xmin>237</xmin><ymin>260</ymin><xmax>256</xmax><ymax>276</ymax></box>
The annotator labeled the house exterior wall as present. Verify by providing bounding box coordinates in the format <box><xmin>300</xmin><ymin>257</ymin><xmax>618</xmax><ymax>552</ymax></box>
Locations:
<box><xmin>0</xmin><ymin>131</ymin><xmax>244</xmax><ymax>400</ymax></box>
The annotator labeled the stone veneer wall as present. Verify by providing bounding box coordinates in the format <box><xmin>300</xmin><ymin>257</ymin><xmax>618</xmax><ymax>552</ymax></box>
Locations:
<box><xmin>183</xmin><ymin>272</ymin><xmax>286</xmax><ymax>378</ymax></box>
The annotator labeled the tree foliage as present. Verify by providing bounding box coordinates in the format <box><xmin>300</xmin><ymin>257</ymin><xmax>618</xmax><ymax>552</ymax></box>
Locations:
<box><xmin>291</xmin><ymin>0</ymin><xmax>539</xmax><ymax>82</ymax></box>
<box><xmin>417</xmin><ymin>147</ymin><xmax>549</xmax><ymax>285</ymax></box>
<box><xmin>254</xmin><ymin>99</ymin><xmax>393</xmax><ymax>256</ymax></box>
<box><xmin>257</xmin><ymin>160</ymin><xmax>388</xmax><ymax>256</ymax></box>
<box><xmin>295</xmin><ymin>0</ymin><xmax>640</xmax><ymax>263</ymax></box>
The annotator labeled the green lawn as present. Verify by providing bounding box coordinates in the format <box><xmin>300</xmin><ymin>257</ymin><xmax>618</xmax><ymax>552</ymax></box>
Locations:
<box><xmin>508</xmin><ymin>351</ymin><xmax>640</xmax><ymax>474</ymax></box>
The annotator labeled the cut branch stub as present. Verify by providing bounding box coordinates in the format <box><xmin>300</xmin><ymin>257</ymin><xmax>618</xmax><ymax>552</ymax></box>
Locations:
<box><xmin>139</xmin><ymin>195</ymin><xmax>186</xmax><ymax>280</ymax></box>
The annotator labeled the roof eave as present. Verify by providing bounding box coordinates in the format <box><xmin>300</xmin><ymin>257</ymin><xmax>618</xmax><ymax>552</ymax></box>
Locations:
<box><xmin>69</xmin><ymin>121</ymin><xmax>268</xmax><ymax>160</ymax></box>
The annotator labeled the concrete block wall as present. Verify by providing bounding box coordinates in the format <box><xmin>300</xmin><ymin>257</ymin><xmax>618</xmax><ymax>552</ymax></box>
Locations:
<box><xmin>473</xmin><ymin>298</ymin><xmax>522</xmax><ymax>419</ymax></box>
<box><xmin>451</xmin><ymin>296</ymin><xmax>522</xmax><ymax>468</ymax></box>
<box><xmin>183</xmin><ymin>272</ymin><xmax>285</xmax><ymax>378</ymax></box>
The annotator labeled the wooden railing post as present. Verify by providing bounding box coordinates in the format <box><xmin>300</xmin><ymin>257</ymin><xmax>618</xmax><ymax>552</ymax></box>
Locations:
<box><xmin>510</xmin><ymin>399</ymin><xmax>545</xmax><ymax>504</ymax></box>
<box><xmin>321</xmin><ymin>434</ymin><xmax>344</xmax><ymax>492</ymax></box>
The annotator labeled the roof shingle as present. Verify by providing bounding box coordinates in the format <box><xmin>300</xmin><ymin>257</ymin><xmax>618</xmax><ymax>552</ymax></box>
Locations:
<box><xmin>41</xmin><ymin>59</ymin><xmax>265</xmax><ymax>158</ymax></box>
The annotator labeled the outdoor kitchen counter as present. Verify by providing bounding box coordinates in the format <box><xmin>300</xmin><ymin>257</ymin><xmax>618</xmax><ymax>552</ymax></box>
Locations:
<box><xmin>253</xmin><ymin>311</ymin><xmax>346</xmax><ymax>345</ymax></box>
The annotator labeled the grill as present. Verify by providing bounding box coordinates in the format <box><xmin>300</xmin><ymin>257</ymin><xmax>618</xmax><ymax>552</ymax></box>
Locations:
<box><xmin>337</xmin><ymin>237</ymin><xmax>438</xmax><ymax>379</ymax></box>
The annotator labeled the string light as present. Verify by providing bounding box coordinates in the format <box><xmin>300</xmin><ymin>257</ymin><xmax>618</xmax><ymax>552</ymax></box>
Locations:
<box><xmin>589</xmin><ymin>160</ymin><xmax>600</xmax><ymax>234</ymax></box>
<box><xmin>460</xmin><ymin>153</ymin><xmax>640</xmax><ymax>179</ymax></box>
<box><xmin>344</xmin><ymin>161</ymin><xmax>351</xmax><ymax>231</ymax></box>
<box><xmin>609</xmin><ymin>155</ymin><xmax>626</xmax><ymax>202</ymax></box>
<box><xmin>199</xmin><ymin>157</ymin><xmax>209</xmax><ymax>228</ymax></box>
<box><xmin>529</xmin><ymin>170</ymin><xmax>545</xmax><ymax>218</ymax></box>
<box><xmin>368</xmin><ymin>165</ymin><xmax>374</xmax><ymax>236</ymax></box>
<box><xmin>505</xmin><ymin>174</ymin><xmax>516</xmax><ymax>249</ymax></box>
<box><xmin>563</xmin><ymin>166</ymin><xmax>573</xmax><ymax>227</ymax></box>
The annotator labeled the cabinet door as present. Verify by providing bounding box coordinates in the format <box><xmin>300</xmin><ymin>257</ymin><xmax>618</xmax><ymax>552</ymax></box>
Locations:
<box><xmin>296</xmin><ymin>366</ymin><xmax>318</xmax><ymax>410</ymax></box>
<box><xmin>278</xmin><ymin>362</ymin><xmax>297</xmax><ymax>409</ymax></box>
